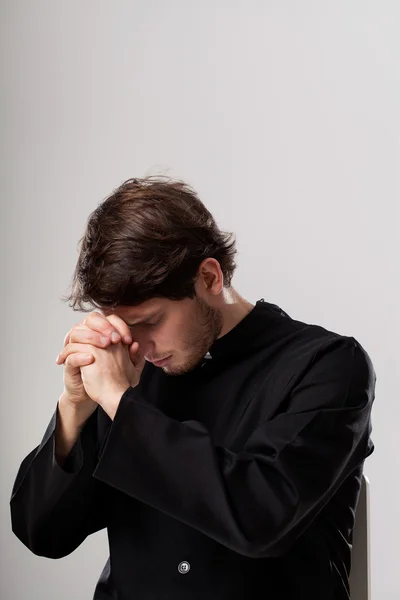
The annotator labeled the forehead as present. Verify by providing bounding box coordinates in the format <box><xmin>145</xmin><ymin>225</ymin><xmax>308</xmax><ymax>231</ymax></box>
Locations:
<box><xmin>101</xmin><ymin>299</ymin><xmax>164</xmax><ymax>324</ymax></box>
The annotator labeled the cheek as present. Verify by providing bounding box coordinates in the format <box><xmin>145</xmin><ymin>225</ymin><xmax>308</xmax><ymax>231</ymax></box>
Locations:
<box><xmin>158</xmin><ymin>325</ymin><xmax>181</xmax><ymax>352</ymax></box>
<box><xmin>157</xmin><ymin>329</ymin><xmax>171</xmax><ymax>348</ymax></box>
<box><xmin>132</xmin><ymin>323</ymin><xmax>176</xmax><ymax>351</ymax></box>
<box><xmin>141</xmin><ymin>327</ymin><xmax>170</xmax><ymax>349</ymax></box>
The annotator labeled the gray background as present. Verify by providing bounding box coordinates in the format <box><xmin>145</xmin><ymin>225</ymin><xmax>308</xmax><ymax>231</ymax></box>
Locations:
<box><xmin>1</xmin><ymin>1</ymin><xmax>398</xmax><ymax>598</ymax></box>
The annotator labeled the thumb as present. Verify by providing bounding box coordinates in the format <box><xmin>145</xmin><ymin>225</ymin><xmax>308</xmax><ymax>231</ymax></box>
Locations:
<box><xmin>129</xmin><ymin>341</ymin><xmax>144</xmax><ymax>367</ymax></box>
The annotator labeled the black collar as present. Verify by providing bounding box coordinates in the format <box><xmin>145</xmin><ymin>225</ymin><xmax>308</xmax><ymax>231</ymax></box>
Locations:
<box><xmin>206</xmin><ymin>298</ymin><xmax>290</xmax><ymax>362</ymax></box>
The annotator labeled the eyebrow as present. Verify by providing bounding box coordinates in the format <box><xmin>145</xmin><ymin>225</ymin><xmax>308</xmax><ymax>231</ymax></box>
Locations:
<box><xmin>125</xmin><ymin>311</ymin><xmax>161</xmax><ymax>327</ymax></box>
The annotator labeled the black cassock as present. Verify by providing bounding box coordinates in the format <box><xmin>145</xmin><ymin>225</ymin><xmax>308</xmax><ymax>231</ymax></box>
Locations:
<box><xmin>10</xmin><ymin>299</ymin><xmax>376</xmax><ymax>600</ymax></box>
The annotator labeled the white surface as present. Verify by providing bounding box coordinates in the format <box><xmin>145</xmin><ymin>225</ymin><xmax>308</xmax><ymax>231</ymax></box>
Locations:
<box><xmin>1</xmin><ymin>2</ymin><xmax>397</xmax><ymax>599</ymax></box>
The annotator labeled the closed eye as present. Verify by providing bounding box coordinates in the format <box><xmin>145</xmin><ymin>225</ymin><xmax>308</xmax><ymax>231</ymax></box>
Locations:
<box><xmin>148</xmin><ymin>319</ymin><xmax>161</xmax><ymax>326</ymax></box>
<box><xmin>129</xmin><ymin>318</ymin><xmax>161</xmax><ymax>330</ymax></box>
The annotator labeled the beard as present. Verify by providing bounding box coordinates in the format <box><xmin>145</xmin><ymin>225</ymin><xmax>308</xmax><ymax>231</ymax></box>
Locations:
<box><xmin>162</xmin><ymin>293</ymin><xmax>224</xmax><ymax>376</ymax></box>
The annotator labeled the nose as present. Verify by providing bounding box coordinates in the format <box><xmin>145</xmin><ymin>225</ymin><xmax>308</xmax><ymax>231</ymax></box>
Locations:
<box><xmin>138</xmin><ymin>340</ymin><xmax>156</xmax><ymax>362</ymax></box>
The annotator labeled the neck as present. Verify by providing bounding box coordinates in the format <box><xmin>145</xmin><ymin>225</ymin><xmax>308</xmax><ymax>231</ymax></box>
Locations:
<box><xmin>216</xmin><ymin>288</ymin><xmax>255</xmax><ymax>339</ymax></box>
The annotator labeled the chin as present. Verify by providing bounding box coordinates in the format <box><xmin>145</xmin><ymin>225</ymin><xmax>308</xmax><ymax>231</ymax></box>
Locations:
<box><xmin>161</xmin><ymin>358</ymin><xmax>194</xmax><ymax>377</ymax></box>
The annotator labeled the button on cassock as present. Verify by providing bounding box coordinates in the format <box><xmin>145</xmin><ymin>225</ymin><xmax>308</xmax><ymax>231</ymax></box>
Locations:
<box><xmin>177</xmin><ymin>561</ymin><xmax>190</xmax><ymax>574</ymax></box>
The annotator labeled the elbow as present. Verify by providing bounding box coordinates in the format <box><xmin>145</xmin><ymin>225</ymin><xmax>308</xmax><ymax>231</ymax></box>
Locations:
<box><xmin>238</xmin><ymin>541</ymin><xmax>283</xmax><ymax>559</ymax></box>
<box><xmin>233</xmin><ymin>515</ymin><xmax>299</xmax><ymax>559</ymax></box>
<box><xmin>10</xmin><ymin>507</ymin><xmax>72</xmax><ymax>559</ymax></box>
<box><xmin>11</xmin><ymin>520</ymin><xmax>65</xmax><ymax>559</ymax></box>
<box><xmin>27</xmin><ymin>522</ymin><xmax>79</xmax><ymax>559</ymax></box>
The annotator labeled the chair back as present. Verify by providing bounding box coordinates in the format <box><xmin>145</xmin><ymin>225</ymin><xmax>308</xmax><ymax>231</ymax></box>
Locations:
<box><xmin>349</xmin><ymin>474</ymin><xmax>371</xmax><ymax>600</ymax></box>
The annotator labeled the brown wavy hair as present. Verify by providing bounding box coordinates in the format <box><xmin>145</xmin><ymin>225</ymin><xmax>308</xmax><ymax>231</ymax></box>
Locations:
<box><xmin>61</xmin><ymin>175</ymin><xmax>238</xmax><ymax>312</ymax></box>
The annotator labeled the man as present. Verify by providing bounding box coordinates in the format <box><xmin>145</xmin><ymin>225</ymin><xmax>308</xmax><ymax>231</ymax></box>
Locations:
<box><xmin>10</xmin><ymin>175</ymin><xmax>376</xmax><ymax>599</ymax></box>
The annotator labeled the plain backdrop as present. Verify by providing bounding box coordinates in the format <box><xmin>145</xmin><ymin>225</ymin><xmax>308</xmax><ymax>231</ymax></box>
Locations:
<box><xmin>1</xmin><ymin>1</ymin><xmax>398</xmax><ymax>599</ymax></box>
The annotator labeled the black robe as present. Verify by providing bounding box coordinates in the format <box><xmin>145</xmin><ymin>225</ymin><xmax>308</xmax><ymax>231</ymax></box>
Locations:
<box><xmin>10</xmin><ymin>299</ymin><xmax>376</xmax><ymax>599</ymax></box>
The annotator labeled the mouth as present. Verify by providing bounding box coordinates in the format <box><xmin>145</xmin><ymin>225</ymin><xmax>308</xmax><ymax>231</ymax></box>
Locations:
<box><xmin>147</xmin><ymin>355</ymin><xmax>172</xmax><ymax>367</ymax></box>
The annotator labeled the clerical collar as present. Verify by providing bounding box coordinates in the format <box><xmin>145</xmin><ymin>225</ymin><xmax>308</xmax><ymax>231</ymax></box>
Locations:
<box><xmin>205</xmin><ymin>298</ymin><xmax>274</xmax><ymax>362</ymax></box>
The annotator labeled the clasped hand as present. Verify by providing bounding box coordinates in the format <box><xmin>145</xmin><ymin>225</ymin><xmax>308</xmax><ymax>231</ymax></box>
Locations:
<box><xmin>56</xmin><ymin>311</ymin><xmax>145</xmax><ymax>418</ymax></box>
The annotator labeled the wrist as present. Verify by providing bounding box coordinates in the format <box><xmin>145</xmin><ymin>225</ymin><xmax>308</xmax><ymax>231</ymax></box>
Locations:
<box><xmin>98</xmin><ymin>384</ymin><xmax>131</xmax><ymax>421</ymax></box>
<box><xmin>58</xmin><ymin>393</ymin><xmax>95</xmax><ymax>429</ymax></box>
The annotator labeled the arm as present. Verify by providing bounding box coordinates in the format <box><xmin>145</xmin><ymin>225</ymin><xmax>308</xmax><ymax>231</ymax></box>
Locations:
<box><xmin>92</xmin><ymin>337</ymin><xmax>376</xmax><ymax>558</ymax></box>
<box><xmin>54</xmin><ymin>396</ymin><xmax>92</xmax><ymax>468</ymax></box>
<box><xmin>10</xmin><ymin>400</ymin><xmax>111</xmax><ymax>558</ymax></box>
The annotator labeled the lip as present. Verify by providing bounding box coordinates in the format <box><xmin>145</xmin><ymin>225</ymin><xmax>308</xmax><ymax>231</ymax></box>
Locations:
<box><xmin>150</xmin><ymin>355</ymin><xmax>172</xmax><ymax>367</ymax></box>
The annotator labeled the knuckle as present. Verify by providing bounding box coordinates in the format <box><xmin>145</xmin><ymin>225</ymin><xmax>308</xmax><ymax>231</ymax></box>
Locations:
<box><xmin>81</xmin><ymin>312</ymin><xmax>97</xmax><ymax>326</ymax></box>
<box><xmin>70</xmin><ymin>326</ymin><xmax>93</xmax><ymax>343</ymax></box>
<box><xmin>66</xmin><ymin>341</ymin><xmax>88</xmax><ymax>353</ymax></box>
<box><xmin>68</xmin><ymin>323</ymin><xmax>82</xmax><ymax>342</ymax></box>
<box><xmin>105</xmin><ymin>314</ymin><xmax>130</xmax><ymax>339</ymax></box>
<box><xmin>82</xmin><ymin>312</ymin><xmax>117</xmax><ymax>337</ymax></box>
<box><xmin>99</xmin><ymin>334</ymin><xmax>109</xmax><ymax>345</ymax></box>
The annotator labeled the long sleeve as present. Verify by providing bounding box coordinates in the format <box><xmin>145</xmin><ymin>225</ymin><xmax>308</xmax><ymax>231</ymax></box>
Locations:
<box><xmin>10</xmin><ymin>401</ymin><xmax>111</xmax><ymax>559</ymax></box>
<box><xmin>92</xmin><ymin>337</ymin><xmax>376</xmax><ymax>559</ymax></box>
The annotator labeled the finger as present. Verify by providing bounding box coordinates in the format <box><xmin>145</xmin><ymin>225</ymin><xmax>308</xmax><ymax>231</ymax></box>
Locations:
<box><xmin>69</xmin><ymin>325</ymin><xmax>114</xmax><ymax>349</ymax></box>
<box><xmin>64</xmin><ymin>322</ymin><xmax>111</xmax><ymax>348</ymax></box>
<box><xmin>104</xmin><ymin>314</ymin><xmax>133</xmax><ymax>345</ymax></box>
<box><xmin>65</xmin><ymin>352</ymin><xmax>94</xmax><ymax>368</ymax></box>
<box><xmin>83</xmin><ymin>311</ymin><xmax>133</xmax><ymax>345</ymax></box>
<box><xmin>129</xmin><ymin>342</ymin><xmax>145</xmax><ymax>368</ymax></box>
<box><xmin>129</xmin><ymin>341</ymin><xmax>140</xmax><ymax>358</ymax></box>
<box><xmin>63</xmin><ymin>313</ymin><xmax>133</xmax><ymax>349</ymax></box>
<box><xmin>64</xmin><ymin>326</ymin><xmax>75</xmax><ymax>347</ymax></box>
<box><xmin>80</xmin><ymin>311</ymin><xmax>124</xmax><ymax>344</ymax></box>
<box><xmin>57</xmin><ymin>342</ymin><xmax>96</xmax><ymax>365</ymax></box>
